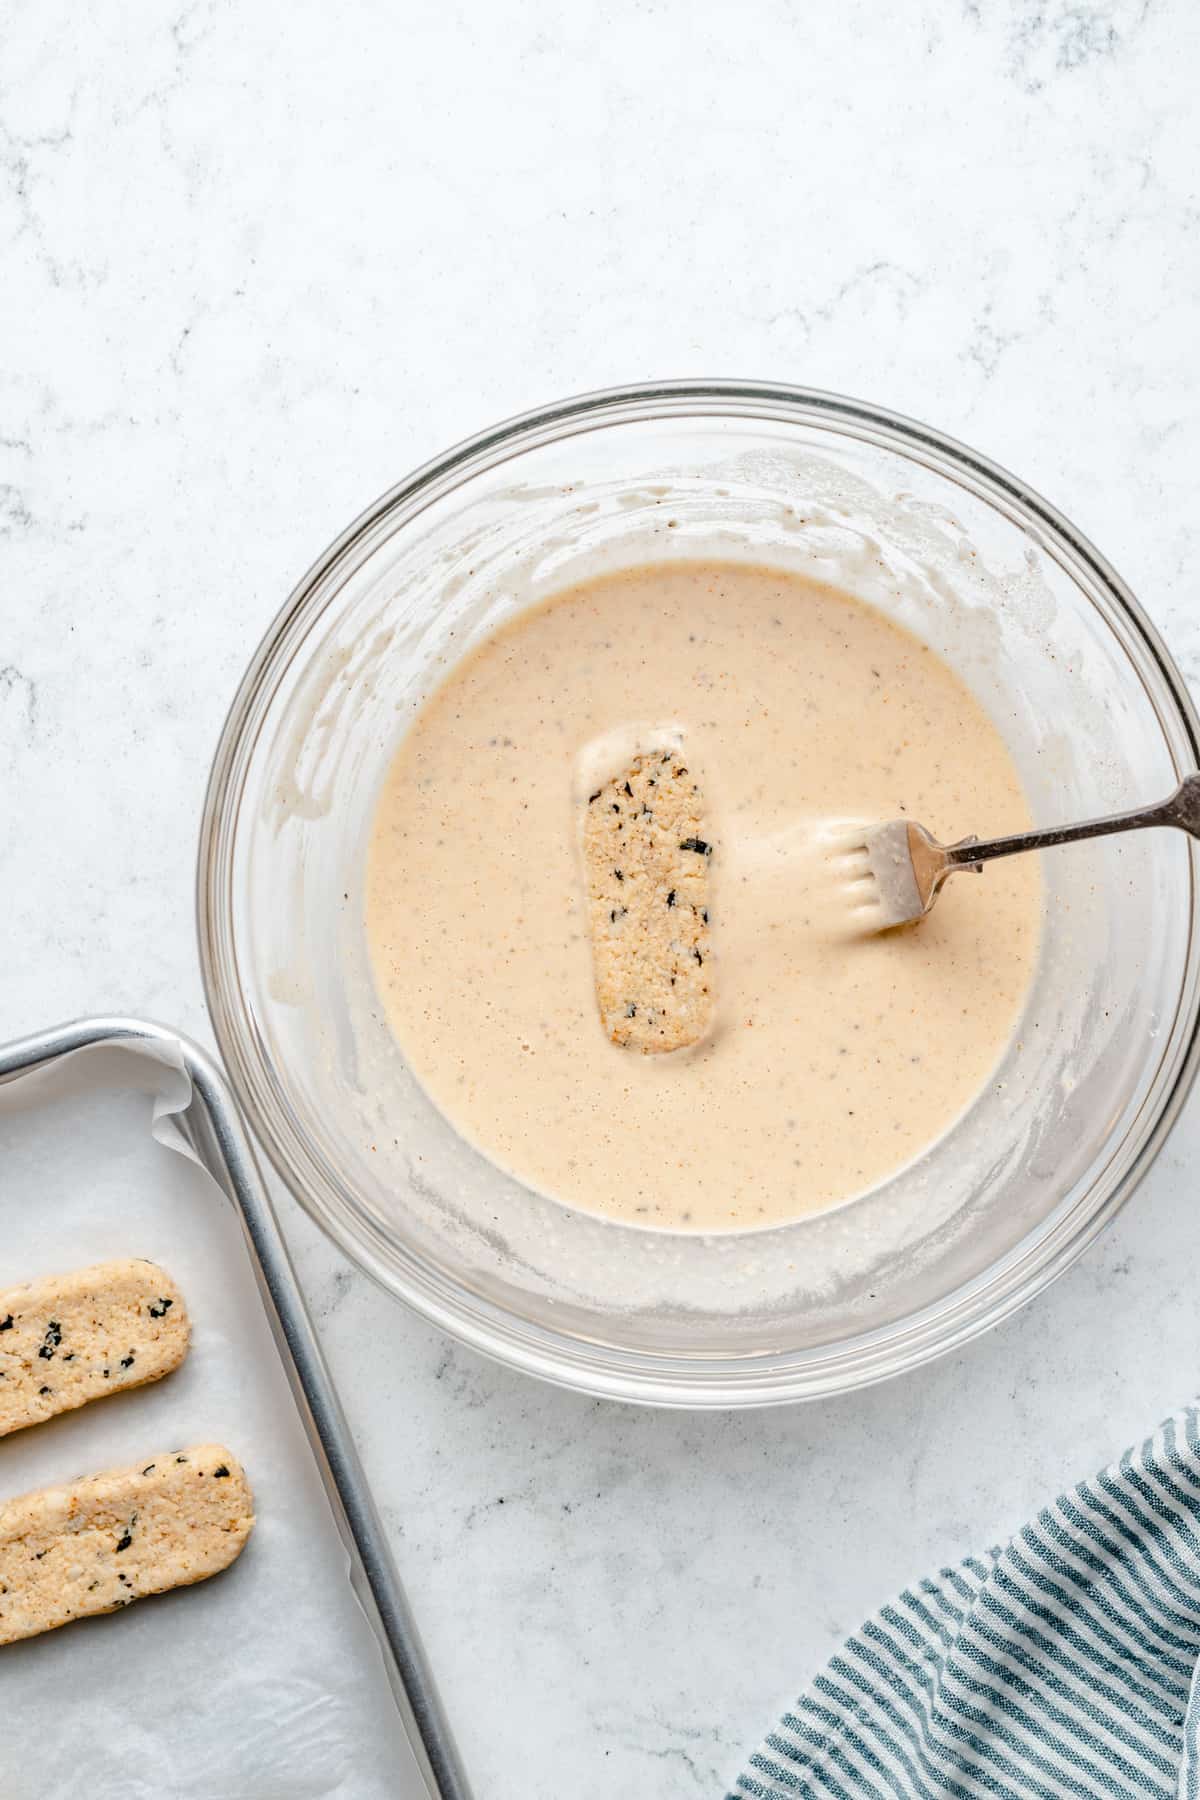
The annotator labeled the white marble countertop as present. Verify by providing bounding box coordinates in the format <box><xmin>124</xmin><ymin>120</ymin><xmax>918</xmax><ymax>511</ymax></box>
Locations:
<box><xmin>6</xmin><ymin>4</ymin><xmax>1200</xmax><ymax>1794</ymax></box>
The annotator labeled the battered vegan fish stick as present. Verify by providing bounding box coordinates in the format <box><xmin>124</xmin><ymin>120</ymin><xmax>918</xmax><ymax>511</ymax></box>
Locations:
<box><xmin>582</xmin><ymin>746</ymin><xmax>714</xmax><ymax>1052</ymax></box>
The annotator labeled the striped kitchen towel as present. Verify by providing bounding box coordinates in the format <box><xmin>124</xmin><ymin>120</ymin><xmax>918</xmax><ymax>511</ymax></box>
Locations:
<box><xmin>729</xmin><ymin>1405</ymin><xmax>1200</xmax><ymax>1799</ymax></box>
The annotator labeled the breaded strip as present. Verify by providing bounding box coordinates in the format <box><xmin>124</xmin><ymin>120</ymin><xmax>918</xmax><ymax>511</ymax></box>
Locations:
<box><xmin>0</xmin><ymin>1445</ymin><xmax>254</xmax><ymax>1644</ymax></box>
<box><xmin>0</xmin><ymin>1259</ymin><xmax>190</xmax><ymax>1438</ymax></box>
<box><xmin>582</xmin><ymin>746</ymin><xmax>714</xmax><ymax>1052</ymax></box>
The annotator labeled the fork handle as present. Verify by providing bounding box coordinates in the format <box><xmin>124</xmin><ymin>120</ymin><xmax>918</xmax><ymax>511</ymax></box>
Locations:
<box><xmin>948</xmin><ymin>772</ymin><xmax>1200</xmax><ymax>868</ymax></box>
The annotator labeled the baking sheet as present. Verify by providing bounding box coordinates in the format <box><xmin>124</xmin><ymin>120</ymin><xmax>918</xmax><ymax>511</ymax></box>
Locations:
<box><xmin>0</xmin><ymin>1039</ymin><xmax>428</xmax><ymax>1799</ymax></box>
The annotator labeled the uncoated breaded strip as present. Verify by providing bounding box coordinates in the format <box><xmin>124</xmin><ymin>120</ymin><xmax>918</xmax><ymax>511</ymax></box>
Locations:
<box><xmin>0</xmin><ymin>1444</ymin><xmax>254</xmax><ymax>1644</ymax></box>
<box><xmin>582</xmin><ymin>746</ymin><xmax>714</xmax><ymax>1052</ymax></box>
<box><xmin>0</xmin><ymin>1259</ymin><xmax>190</xmax><ymax>1438</ymax></box>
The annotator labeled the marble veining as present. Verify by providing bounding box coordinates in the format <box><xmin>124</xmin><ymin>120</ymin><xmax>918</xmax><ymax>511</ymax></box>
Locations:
<box><xmin>5</xmin><ymin>2</ymin><xmax>1200</xmax><ymax>1794</ymax></box>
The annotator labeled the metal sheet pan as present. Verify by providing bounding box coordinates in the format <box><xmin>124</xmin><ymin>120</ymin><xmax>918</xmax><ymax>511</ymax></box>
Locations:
<box><xmin>0</xmin><ymin>1015</ymin><xmax>470</xmax><ymax>1800</ymax></box>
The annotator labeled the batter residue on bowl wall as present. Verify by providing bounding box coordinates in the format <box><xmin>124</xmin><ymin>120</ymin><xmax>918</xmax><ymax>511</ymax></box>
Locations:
<box><xmin>365</xmin><ymin>559</ymin><xmax>1041</xmax><ymax>1231</ymax></box>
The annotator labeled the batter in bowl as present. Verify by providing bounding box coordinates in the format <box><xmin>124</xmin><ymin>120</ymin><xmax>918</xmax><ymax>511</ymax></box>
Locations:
<box><xmin>365</xmin><ymin>560</ymin><xmax>1041</xmax><ymax>1231</ymax></box>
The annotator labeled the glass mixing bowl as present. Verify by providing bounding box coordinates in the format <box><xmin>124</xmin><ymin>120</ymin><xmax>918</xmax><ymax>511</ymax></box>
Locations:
<box><xmin>197</xmin><ymin>381</ymin><xmax>1200</xmax><ymax>1407</ymax></box>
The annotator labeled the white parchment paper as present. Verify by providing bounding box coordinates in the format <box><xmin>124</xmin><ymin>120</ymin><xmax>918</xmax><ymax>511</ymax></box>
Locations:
<box><xmin>0</xmin><ymin>1041</ymin><xmax>427</xmax><ymax>1799</ymax></box>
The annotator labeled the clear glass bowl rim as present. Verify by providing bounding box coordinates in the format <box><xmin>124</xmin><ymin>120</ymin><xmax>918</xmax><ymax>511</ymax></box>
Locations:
<box><xmin>197</xmin><ymin>378</ymin><xmax>1200</xmax><ymax>1408</ymax></box>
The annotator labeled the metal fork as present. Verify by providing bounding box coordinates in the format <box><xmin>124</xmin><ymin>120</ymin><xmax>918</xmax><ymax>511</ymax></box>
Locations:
<box><xmin>842</xmin><ymin>773</ymin><xmax>1200</xmax><ymax>931</ymax></box>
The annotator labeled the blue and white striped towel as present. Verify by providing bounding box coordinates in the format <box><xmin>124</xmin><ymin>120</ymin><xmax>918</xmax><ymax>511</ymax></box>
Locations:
<box><xmin>729</xmin><ymin>1405</ymin><xmax>1200</xmax><ymax>1799</ymax></box>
